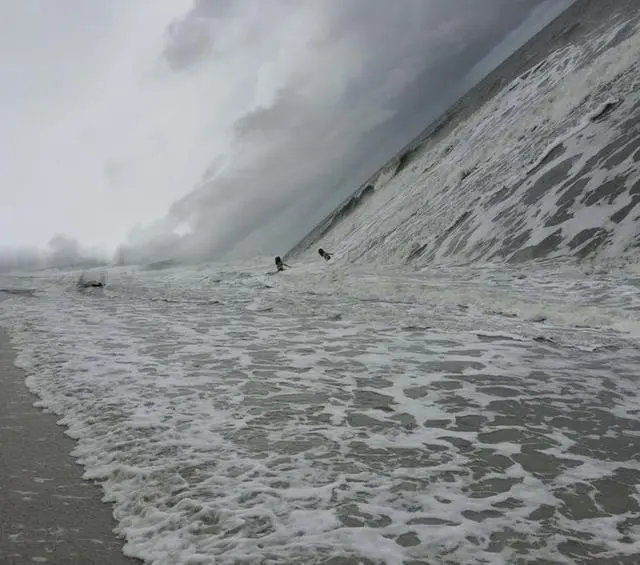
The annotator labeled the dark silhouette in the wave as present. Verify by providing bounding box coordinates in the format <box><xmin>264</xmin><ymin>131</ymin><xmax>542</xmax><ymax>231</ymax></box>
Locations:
<box><xmin>318</xmin><ymin>248</ymin><xmax>332</xmax><ymax>261</ymax></box>
<box><xmin>286</xmin><ymin>184</ymin><xmax>374</xmax><ymax>258</ymax></box>
<box><xmin>275</xmin><ymin>256</ymin><xmax>290</xmax><ymax>272</ymax></box>
<box><xmin>77</xmin><ymin>272</ymin><xmax>107</xmax><ymax>289</ymax></box>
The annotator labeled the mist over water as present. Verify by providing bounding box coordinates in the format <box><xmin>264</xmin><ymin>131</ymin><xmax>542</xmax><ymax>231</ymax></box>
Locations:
<box><xmin>0</xmin><ymin>0</ymin><xmax>570</xmax><ymax>270</ymax></box>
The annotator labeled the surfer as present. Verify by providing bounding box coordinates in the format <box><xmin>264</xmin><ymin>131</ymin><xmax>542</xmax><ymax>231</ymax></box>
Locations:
<box><xmin>318</xmin><ymin>248</ymin><xmax>332</xmax><ymax>261</ymax></box>
<box><xmin>275</xmin><ymin>256</ymin><xmax>290</xmax><ymax>272</ymax></box>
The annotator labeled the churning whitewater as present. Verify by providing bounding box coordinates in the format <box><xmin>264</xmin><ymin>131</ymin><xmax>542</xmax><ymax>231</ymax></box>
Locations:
<box><xmin>1</xmin><ymin>1</ymin><xmax>640</xmax><ymax>564</ymax></box>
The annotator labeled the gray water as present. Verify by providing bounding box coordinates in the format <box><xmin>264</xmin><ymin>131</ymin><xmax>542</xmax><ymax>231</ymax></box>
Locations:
<box><xmin>1</xmin><ymin>258</ymin><xmax>640</xmax><ymax>564</ymax></box>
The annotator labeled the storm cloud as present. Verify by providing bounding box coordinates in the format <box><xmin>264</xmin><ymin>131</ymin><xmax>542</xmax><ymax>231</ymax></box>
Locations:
<box><xmin>0</xmin><ymin>0</ymin><xmax>572</xmax><ymax>268</ymax></box>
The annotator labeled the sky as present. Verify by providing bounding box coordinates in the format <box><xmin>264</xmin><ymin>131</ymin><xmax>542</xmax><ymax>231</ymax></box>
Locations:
<box><xmin>0</xmin><ymin>0</ymin><xmax>573</xmax><ymax>267</ymax></box>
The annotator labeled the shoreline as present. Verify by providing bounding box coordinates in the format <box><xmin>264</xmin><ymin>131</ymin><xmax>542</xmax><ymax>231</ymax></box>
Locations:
<box><xmin>0</xmin><ymin>326</ymin><xmax>143</xmax><ymax>565</ymax></box>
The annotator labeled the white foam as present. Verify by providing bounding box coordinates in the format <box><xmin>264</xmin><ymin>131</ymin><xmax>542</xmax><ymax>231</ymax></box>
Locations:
<box><xmin>2</xmin><ymin>261</ymin><xmax>640</xmax><ymax>564</ymax></box>
<box><xmin>303</xmin><ymin>16</ymin><xmax>640</xmax><ymax>270</ymax></box>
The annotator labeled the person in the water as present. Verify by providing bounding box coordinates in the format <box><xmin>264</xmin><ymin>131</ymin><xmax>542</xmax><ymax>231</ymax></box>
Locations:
<box><xmin>318</xmin><ymin>248</ymin><xmax>332</xmax><ymax>261</ymax></box>
<box><xmin>274</xmin><ymin>256</ymin><xmax>290</xmax><ymax>272</ymax></box>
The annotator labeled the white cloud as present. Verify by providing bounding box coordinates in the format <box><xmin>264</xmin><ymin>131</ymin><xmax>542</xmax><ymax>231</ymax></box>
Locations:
<box><xmin>0</xmin><ymin>0</ymin><xmax>567</xmax><ymax>266</ymax></box>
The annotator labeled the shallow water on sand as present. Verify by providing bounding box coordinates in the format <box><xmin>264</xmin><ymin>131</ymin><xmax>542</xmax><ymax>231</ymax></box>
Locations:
<box><xmin>1</xmin><ymin>262</ymin><xmax>640</xmax><ymax>565</ymax></box>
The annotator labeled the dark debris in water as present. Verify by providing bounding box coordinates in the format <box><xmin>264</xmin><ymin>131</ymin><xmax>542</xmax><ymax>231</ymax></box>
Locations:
<box><xmin>589</xmin><ymin>98</ymin><xmax>621</xmax><ymax>122</ymax></box>
<box><xmin>533</xmin><ymin>336</ymin><xmax>556</xmax><ymax>344</ymax></box>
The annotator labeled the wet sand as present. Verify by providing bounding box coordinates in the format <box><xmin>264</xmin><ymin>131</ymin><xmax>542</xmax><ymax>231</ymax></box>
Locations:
<box><xmin>0</xmin><ymin>327</ymin><xmax>142</xmax><ymax>565</ymax></box>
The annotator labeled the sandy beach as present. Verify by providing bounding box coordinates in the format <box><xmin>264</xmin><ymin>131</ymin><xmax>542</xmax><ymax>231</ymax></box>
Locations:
<box><xmin>0</xmin><ymin>326</ymin><xmax>142</xmax><ymax>565</ymax></box>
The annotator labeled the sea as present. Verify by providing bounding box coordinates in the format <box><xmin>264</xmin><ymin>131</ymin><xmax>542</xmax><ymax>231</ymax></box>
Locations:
<box><xmin>1</xmin><ymin>0</ymin><xmax>639</xmax><ymax>563</ymax></box>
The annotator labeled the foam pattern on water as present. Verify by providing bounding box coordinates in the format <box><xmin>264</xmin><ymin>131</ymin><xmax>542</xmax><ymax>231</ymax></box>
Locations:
<box><xmin>300</xmin><ymin>12</ymin><xmax>640</xmax><ymax>269</ymax></box>
<box><xmin>2</xmin><ymin>263</ymin><xmax>640</xmax><ymax>565</ymax></box>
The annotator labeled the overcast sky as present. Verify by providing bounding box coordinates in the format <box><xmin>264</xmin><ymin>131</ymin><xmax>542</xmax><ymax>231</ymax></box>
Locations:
<box><xmin>0</xmin><ymin>0</ymin><xmax>573</xmax><ymax>265</ymax></box>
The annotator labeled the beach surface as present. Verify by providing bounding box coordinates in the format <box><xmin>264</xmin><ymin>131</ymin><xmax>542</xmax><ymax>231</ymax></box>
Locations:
<box><xmin>0</xmin><ymin>326</ymin><xmax>142</xmax><ymax>565</ymax></box>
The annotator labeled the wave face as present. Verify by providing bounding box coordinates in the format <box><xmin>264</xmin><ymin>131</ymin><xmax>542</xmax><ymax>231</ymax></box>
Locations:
<box><xmin>289</xmin><ymin>0</ymin><xmax>640</xmax><ymax>268</ymax></box>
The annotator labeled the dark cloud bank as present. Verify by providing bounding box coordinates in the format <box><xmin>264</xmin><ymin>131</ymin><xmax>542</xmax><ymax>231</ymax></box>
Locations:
<box><xmin>2</xmin><ymin>0</ymin><xmax>572</xmax><ymax>270</ymax></box>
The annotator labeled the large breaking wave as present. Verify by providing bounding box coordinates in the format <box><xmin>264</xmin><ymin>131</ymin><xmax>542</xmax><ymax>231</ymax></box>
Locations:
<box><xmin>288</xmin><ymin>0</ymin><xmax>640</xmax><ymax>270</ymax></box>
